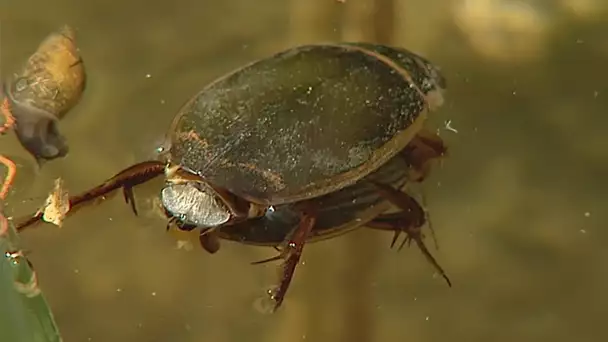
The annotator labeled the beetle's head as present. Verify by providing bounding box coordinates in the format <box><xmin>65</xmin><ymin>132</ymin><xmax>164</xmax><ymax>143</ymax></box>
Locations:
<box><xmin>160</xmin><ymin>165</ymin><xmax>231</xmax><ymax>229</ymax></box>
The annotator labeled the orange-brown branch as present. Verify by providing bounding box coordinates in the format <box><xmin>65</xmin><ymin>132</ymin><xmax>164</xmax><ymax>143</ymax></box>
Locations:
<box><xmin>1</xmin><ymin>154</ymin><xmax>17</xmax><ymax>243</ymax></box>
<box><xmin>0</xmin><ymin>155</ymin><xmax>16</xmax><ymax>200</ymax></box>
<box><xmin>0</xmin><ymin>98</ymin><xmax>15</xmax><ymax>135</ymax></box>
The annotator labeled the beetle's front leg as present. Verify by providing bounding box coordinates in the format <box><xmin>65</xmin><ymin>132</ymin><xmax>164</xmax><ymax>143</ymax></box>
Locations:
<box><xmin>15</xmin><ymin>161</ymin><xmax>166</xmax><ymax>232</ymax></box>
<box><xmin>251</xmin><ymin>203</ymin><xmax>317</xmax><ymax>312</ymax></box>
<box><xmin>400</xmin><ymin>129</ymin><xmax>448</xmax><ymax>183</ymax></box>
<box><xmin>367</xmin><ymin>181</ymin><xmax>451</xmax><ymax>287</ymax></box>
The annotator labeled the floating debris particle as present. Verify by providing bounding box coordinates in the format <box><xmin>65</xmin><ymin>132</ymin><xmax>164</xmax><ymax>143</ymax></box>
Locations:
<box><xmin>444</xmin><ymin>119</ymin><xmax>458</xmax><ymax>133</ymax></box>
<box><xmin>40</xmin><ymin>178</ymin><xmax>70</xmax><ymax>227</ymax></box>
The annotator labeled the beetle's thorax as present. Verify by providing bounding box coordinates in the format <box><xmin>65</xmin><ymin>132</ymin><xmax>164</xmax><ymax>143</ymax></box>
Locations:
<box><xmin>161</xmin><ymin>181</ymin><xmax>231</xmax><ymax>228</ymax></box>
<box><xmin>161</xmin><ymin>164</ymin><xmax>229</xmax><ymax>228</ymax></box>
<box><xmin>162</xmin><ymin>164</ymin><xmax>269</xmax><ymax>229</ymax></box>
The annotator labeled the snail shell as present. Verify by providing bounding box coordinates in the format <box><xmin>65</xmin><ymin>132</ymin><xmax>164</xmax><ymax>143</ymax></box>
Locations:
<box><xmin>4</xmin><ymin>25</ymin><xmax>86</xmax><ymax>163</ymax></box>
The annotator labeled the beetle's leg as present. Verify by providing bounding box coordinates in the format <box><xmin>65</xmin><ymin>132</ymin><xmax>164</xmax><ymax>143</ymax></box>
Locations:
<box><xmin>15</xmin><ymin>160</ymin><xmax>166</xmax><ymax>232</ymax></box>
<box><xmin>400</xmin><ymin>130</ymin><xmax>447</xmax><ymax>183</ymax></box>
<box><xmin>123</xmin><ymin>186</ymin><xmax>138</xmax><ymax>216</ymax></box>
<box><xmin>199</xmin><ymin>230</ymin><xmax>221</xmax><ymax>254</ymax></box>
<box><xmin>68</xmin><ymin>160</ymin><xmax>166</xmax><ymax>216</ymax></box>
<box><xmin>368</xmin><ymin>181</ymin><xmax>451</xmax><ymax>287</ymax></box>
<box><xmin>251</xmin><ymin>205</ymin><xmax>317</xmax><ymax>311</ymax></box>
<box><xmin>0</xmin><ymin>98</ymin><xmax>16</xmax><ymax>135</ymax></box>
<box><xmin>371</xmin><ymin>194</ymin><xmax>438</xmax><ymax>252</ymax></box>
<box><xmin>414</xmin><ymin>129</ymin><xmax>448</xmax><ymax>157</ymax></box>
<box><xmin>252</xmin><ymin>245</ymin><xmax>282</xmax><ymax>257</ymax></box>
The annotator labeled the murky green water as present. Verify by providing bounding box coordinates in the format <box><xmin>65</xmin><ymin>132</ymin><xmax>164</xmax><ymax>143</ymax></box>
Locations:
<box><xmin>1</xmin><ymin>0</ymin><xmax>607</xmax><ymax>341</ymax></box>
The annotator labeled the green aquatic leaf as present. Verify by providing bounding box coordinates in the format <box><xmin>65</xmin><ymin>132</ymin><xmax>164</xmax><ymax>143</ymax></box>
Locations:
<box><xmin>0</xmin><ymin>212</ymin><xmax>63</xmax><ymax>342</ymax></box>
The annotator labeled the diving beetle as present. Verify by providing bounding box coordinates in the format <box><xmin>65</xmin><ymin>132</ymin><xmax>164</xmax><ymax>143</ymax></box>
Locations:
<box><xmin>16</xmin><ymin>42</ymin><xmax>447</xmax><ymax>310</ymax></box>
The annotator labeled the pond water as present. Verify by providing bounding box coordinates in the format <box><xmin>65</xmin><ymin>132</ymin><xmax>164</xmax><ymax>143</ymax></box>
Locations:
<box><xmin>1</xmin><ymin>0</ymin><xmax>607</xmax><ymax>341</ymax></box>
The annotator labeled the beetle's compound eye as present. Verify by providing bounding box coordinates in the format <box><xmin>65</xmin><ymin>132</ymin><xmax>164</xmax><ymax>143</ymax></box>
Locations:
<box><xmin>160</xmin><ymin>183</ymin><xmax>231</xmax><ymax>228</ymax></box>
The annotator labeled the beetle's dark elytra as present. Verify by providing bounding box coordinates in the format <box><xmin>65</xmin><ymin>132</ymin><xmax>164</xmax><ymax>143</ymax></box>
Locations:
<box><xmin>167</xmin><ymin>43</ymin><xmax>446</xmax><ymax>205</ymax></box>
